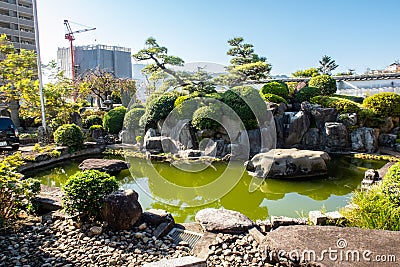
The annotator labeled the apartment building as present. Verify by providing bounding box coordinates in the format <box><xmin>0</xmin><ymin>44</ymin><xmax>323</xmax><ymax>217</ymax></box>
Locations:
<box><xmin>0</xmin><ymin>0</ymin><xmax>35</xmax><ymax>51</ymax></box>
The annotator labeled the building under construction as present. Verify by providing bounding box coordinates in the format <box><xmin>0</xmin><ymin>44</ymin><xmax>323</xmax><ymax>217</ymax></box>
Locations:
<box><xmin>57</xmin><ymin>44</ymin><xmax>132</xmax><ymax>79</ymax></box>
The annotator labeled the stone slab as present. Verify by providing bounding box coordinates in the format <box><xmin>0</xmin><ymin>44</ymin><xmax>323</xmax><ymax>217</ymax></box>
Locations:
<box><xmin>263</xmin><ymin>225</ymin><xmax>400</xmax><ymax>266</ymax></box>
<box><xmin>143</xmin><ymin>256</ymin><xmax>206</xmax><ymax>267</ymax></box>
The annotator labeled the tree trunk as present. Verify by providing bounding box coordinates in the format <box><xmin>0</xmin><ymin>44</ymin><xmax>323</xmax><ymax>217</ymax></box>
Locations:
<box><xmin>8</xmin><ymin>100</ymin><xmax>20</xmax><ymax>127</ymax></box>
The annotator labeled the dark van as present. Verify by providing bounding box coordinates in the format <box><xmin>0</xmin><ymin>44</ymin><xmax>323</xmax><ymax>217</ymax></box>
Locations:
<box><xmin>0</xmin><ymin>116</ymin><xmax>19</xmax><ymax>150</ymax></box>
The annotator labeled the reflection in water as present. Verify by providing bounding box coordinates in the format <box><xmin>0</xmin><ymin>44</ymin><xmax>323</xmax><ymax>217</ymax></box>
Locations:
<box><xmin>33</xmin><ymin>155</ymin><xmax>386</xmax><ymax>223</ymax></box>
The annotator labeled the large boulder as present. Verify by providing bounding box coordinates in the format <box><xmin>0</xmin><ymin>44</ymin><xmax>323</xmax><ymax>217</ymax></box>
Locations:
<box><xmin>378</xmin><ymin>134</ymin><xmax>397</xmax><ymax>147</ymax></box>
<box><xmin>284</xmin><ymin>111</ymin><xmax>310</xmax><ymax>146</ymax></box>
<box><xmin>142</xmin><ymin>209</ymin><xmax>175</xmax><ymax>226</ymax></box>
<box><xmin>324</xmin><ymin>122</ymin><xmax>348</xmax><ymax>152</ymax></box>
<box><xmin>195</xmin><ymin>208</ymin><xmax>254</xmax><ymax>234</ymax></box>
<box><xmin>78</xmin><ymin>159</ymin><xmax>129</xmax><ymax>174</ymax></box>
<box><xmin>350</xmin><ymin>127</ymin><xmax>378</xmax><ymax>153</ymax></box>
<box><xmin>101</xmin><ymin>189</ymin><xmax>142</xmax><ymax>230</ymax></box>
<box><xmin>311</xmin><ymin>108</ymin><xmax>338</xmax><ymax>130</ymax></box>
<box><xmin>301</xmin><ymin>128</ymin><xmax>321</xmax><ymax>150</ymax></box>
<box><xmin>145</xmin><ymin>136</ymin><xmax>178</xmax><ymax>154</ymax></box>
<box><xmin>246</xmin><ymin>148</ymin><xmax>330</xmax><ymax>179</ymax></box>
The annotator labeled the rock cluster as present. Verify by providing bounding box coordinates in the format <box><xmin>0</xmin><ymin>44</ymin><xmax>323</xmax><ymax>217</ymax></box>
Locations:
<box><xmin>206</xmin><ymin>232</ymin><xmax>309</xmax><ymax>267</ymax></box>
<box><xmin>0</xmin><ymin>217</ymin><xmax>190</xmax><ymax>267</ymax></box>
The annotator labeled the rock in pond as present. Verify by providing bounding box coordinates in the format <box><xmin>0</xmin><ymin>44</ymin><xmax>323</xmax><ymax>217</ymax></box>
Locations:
<box><xmin>78</xmin><ymin>158</ymin><xmax>129</xmax><ymax>174</ymax></box>
<box><xmin>246</xmin><ymin>148</ymin><xmax>330</xmax><ymax>179</ymax></box>
<box><xmin>101</xmin><ymin>189</ymin><xmax>142</xmax><ymax>230</ymax></box>
<box><xmin>195</xmin><ymin>208</ymin><xmax>254</xmax><ymax>234</ymax></box>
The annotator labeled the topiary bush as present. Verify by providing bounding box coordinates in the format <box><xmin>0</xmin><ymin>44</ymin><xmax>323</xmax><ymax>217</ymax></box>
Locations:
<box><xmin>103</xmin><ymin>106</ymin><xmax>127</xmax><ymax>134</ymax></box>
<box><xmin>358</xmin><ymin>109</ymin><xmax>386</xmax><ymax>128</ymax></box>
<box><xmin>310</xmin><ymin>96</ymin><xmax>360</xmax><ymax>114</ymax></box>
<box><xmin>260</xmin><ymin>81</ymin><xmax>289</xmax><ymax>98</ymax></box>
<box><xmin>140</xmin><ymin>92</ymin><xmax>180</xmax><ymax>130</ymax></box>
<box><xmin>308</xmin><ymin>74</ymin><xmax>337</xmax><ymax>95</ymax></box>
<box><xmin>81</xmin><ymin>109</ymin><xmax>105</xmax><ymax>121</ymax></box>
<box><xmin>62</xmin><ymin>170</ymin><xmax>119</xmax><ymax>221</ymax></box>
<box><xmin>363</xmin><ymin>92</ymin><xmax>400</xmax><ymax>117</ymax></box>
<box><xmin>294</xmin><ymin>86</ymin><xmax>321</xmax><ymax>103</ymax></box>
<box><xmin>124</xmin><ymin>108</ymin><xmax>145</xmax><ymax>131</ymax></box>
<box><xmin>330</xmin><ymin>98</ymin><xmax>361</xmax><ymax>114</ymax></box>
<box><xmin>83</xmin><ymin>115</ymin><xmax>103</xmax><ymax>129</ymax></box>
<box><xmin>222</xmin><ymin>86</ymin><xmax>263</xmax><ymax>130</ymax></box>
<box><xmin>261</xmin><ymin>93</ymin><xmax>288</xmax><ymax>104</ymax></box>
<box><xmin>192</xmin><ymin>105</ymin><xmax>221</xmax><ymax>131</ymax></box>
<box><xmin>54</xmin><ymin>124</ymin><xmax>84</xmax><ymax>151</ymax></box>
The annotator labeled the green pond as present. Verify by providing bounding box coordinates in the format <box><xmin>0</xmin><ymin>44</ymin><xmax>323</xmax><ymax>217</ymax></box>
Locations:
<box><xmin>32</xmin><ymin>155</ymin><xmax>386</xmax><ymax>223</ymax></box>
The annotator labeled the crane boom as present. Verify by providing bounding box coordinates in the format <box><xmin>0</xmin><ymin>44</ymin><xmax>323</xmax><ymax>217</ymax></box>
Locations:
<box><xmin>64</xmin><ymin>19</ymin><xmax>96</xmax><ymax>81</ymax></box>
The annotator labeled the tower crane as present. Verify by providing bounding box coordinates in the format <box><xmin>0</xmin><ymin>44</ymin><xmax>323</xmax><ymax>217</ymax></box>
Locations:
<box><xmin>64</xmin><ymin>20</ymin><xmax>96</xmax><ymax>81</ymax></box>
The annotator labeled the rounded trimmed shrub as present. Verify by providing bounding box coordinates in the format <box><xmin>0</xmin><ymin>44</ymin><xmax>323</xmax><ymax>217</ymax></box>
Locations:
<box><xmin>192</xmin><ymin>105</ymin><xmax>221</xmax><ymax>130</ymax></box>
<box><xmin>310</xmin><ymin>96</ymin><xmax>360</xmax><ymax>114</ymax></box>
<box><xmin>124</xmin><ymin>108</ymin><xmax>145</xmax><ymax>130</ymax></box>
<box><xmin>294</xmin><ymin>86</ymin><xmax>321</xmax><ymax>103</ymax></box>
<box><xmin>62</xmin><ymin>170</ymin><xmax>119</xmax><ymax>221</ymax></box>
<box><xmin>261</xmin><ymin>93</ymin><xmax>288</xmax><ymax>104</ymax></box>
<box><xmin>83</xmin><ymin>115</ymin><xmax>103</xmax><ymax>129</ymax></box>
<box><xmin>89</xmin><ymin>124</ymin><xmax>103</xmax><ymax>131</ymax></box>
<box><xmin>54</xmin><ymin>124</ymin><xmax>84</xmax><ymax>150</ymax></box>
<box><xmin>260</xmin><ymin>81</ymin><xmax>289</xmax><ymax>98</ymax></box>
<box><xmin>308</xmin><ymin>74</ymin><xmax>337</xmax><ymax>95</ymax></box>
<box><xmin>330</xmin><ymin>99</ymin><xmax>361</xmax><ymax>114</ymax></box>
<box><xmin>222</xmin><ymin>86</ymin><xmax>263</xmax><ymax>130</ymax></box>
<box><xmin>140</xmin><ymin>92</ymin><xmax>180</xmax><ymax>129</ymax></box>
<box><xmin>363</xmin><ymin>92</ymin><xmax>400</xmax><ymax>117</ymax></box>
<box><xmin>103</xmin><ymin>106</ymin><xmax>127</xmax><ymax>134</ymax></box>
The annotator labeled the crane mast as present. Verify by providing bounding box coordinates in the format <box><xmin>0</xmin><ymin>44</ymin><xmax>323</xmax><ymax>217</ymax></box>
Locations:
<box><xmin>64</xmin><ymin>20</ymin><xmax>96</xmax><ymax>100</ymax></box>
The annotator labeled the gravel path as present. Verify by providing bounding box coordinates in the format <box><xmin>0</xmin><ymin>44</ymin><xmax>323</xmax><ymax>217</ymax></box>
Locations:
<box><xmin>0</xmin><ymin>217</ymin><xmax>190</xmax><ymax>267</ymax></box>
<box><xmin>0</xmin><ymin>216</ymin><xmax>308</xmax><ymax>267</ymax></box>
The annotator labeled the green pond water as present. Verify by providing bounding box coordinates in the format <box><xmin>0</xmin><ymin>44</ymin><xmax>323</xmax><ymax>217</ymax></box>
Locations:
<box><xmin>32</xmin><ymin>155</ymin><xmax>386</xmax><ymax>223</ymax></box>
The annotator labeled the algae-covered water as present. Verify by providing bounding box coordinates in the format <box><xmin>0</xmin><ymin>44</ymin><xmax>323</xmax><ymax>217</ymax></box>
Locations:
<box><xmin>33</xmin><ymin>155</ymin><xmax>386</xmax><ymax>223</ymax></box>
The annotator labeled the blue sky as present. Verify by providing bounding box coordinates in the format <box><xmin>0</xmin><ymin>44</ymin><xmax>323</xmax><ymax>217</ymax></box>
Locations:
<box><xmin>37</xmin><ymin>0</ymin><xmax>400</xmax><ymax>75</ymax></box>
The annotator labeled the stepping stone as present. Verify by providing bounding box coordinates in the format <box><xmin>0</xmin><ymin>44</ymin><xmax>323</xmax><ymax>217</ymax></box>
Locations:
<box><xmin>195</xmin><ymin>208</ymin><xmax>253</xmax><ymax>234</ymax></box>
<box><xmin>143</xmin><ymin>256</ymin><xmax>206</xmax><ymax>267</ymax></box>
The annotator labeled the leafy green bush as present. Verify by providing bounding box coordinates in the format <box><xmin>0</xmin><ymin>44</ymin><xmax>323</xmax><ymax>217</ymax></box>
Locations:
<box><xmin>54</xmin><ymin>124</ymin><xmax>84</xmax><ymax>151</ymax></box>
<box><xmin>140</xmin><ymin>92</ymin><xmax>180</xmax><ymax>129</ymax></box>
<box><xmin>358</xmin><ymin>109</ymin><xmax>386</xmax><ymax>128</ymax></box>
<box><xmin>261</xmin><ymin>93</ymin><xmax>288</xmax><ymax>104</ymax></box>
<box><xmin>308</xmin><ymin>74</ymin><xmax>337</xmax><ymax>95</ymax></box>
<box><xmin>83</xmin><ymin>115</ymin><xmax>103</xmax><ymax>129</ymax></box>
<box><xmin>260</xmin><ymin>81</ymin><xmax>289</xmax><ymax>98</ymax></box>
<box><xmin>192</xmin><ymin>105</ymin><xmax>221</xmax><ymax>130</ymax></box>
<box><xmin>329</xmin><ymin>99</ymin><xmax>361</xmax><ymax>114</ymax></box>
<box><xmin>363</xmin><ymin>92</ymin><xmax>400</xmax><ymax>117</ymax></box>
<box><xmin>343</xmin><ymin>162</ymin><xmax>400</xmax><ymax>231</ymax></box>
<box><xmin>62</xmin><ymin>170</ymin><xmax>119</xmax><ymax>221</ymax></box>
<box><xmin>222</xmin><ymin>86</ymin><xmax>263</xmax><ymax>130</ymax></box>
<box><xmin>294</xmin><ymin>86</ymin><xmax>321</xmax><ymax>103</ymax></box>
<box><xmin>81</xmin><ymin>109</ymin><xmax>105</xmax><ymax>120</ymax></box>
<box><xmin>124</xmin><ymin>108</ymin><xmax>145</xmax><ymax>131</ymax></box>
<box><xmin>103</xmin><ymin>106</ymin><xmax>127</xmax><ymax>134</ymax></box>
<box><xmin>310</xmin><ymin>96</ymin><xmax>361</xmax><ymax>114</ymax></box>
<box><xmin>0</xmin><ymin>153</ymin><xmax>40</xmax><ymax>227</ymax></box>
<box><xmin>333</xmin><ymin>94</ymin><xmax>364</xmax><ymax>104</ymax></box>
<box><xmin>89</xmin><ymin>124</ymin><xmax>103</xmax><ymax>131</ymax></box>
